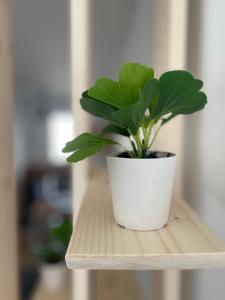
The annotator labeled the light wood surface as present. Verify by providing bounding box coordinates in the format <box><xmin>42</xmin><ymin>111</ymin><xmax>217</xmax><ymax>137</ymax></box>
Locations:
<box><xmin>95</xmin><ymin>271</ymin><xmax>140</xmax><ymax>300</ymax></box>
<box><xmin>71</xmin><ymin>0</ymin><xmax>91</xmax><ymax>212</ymax></box>
<box><xmin>66</xmin><ymin>172</ymin><xmax>225</xmax><ymax>270</ymax></box>
<box><xmin>154</xmin><ymin>0</ymin><xmax>188</xmax><ymax>298</ymax></box>
<box><xmin>154</xmin><ymin>270</ymin><xmax>182</xmax><ymax>300</ymax></box>
<box><xmin>0</xmin><ymin>0</ymin><xmax>18</xmax><ymax>299</ymax></box>
<box><xmin>153</xmin><ymin>0</ymin><xmax>188</xmax><ymax>197</ymax></box>
<box><xmin>70</xmin><ymin>0</ymin><xmax>92</xmax><ymax>299</ymax></box>
<box><xmin>32</xmin><ymin>280</ymin><xmax>71</xmax><ymax>300</ymax></box>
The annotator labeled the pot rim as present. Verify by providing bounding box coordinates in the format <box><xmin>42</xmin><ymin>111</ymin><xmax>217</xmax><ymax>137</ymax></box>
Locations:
<box><xmin>107</xmin><ymin>150</ymin><xmax>176</xmax><ymax>160</ymax></box>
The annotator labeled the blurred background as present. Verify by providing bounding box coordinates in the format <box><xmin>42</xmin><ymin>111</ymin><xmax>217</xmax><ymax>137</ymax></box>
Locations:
<box><xmin>12</xmin><ymin>1</ymin><xmax>73</xmax><ymax>299</ymax></box>
<box><xmin>1</xmin><ymin>0</ymin><xmax>225</xmax><ymax>299</ymax></box>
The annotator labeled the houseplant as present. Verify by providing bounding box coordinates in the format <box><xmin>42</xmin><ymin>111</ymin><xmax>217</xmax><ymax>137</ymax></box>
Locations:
<box><xmin>32</xmin><ymin>213</ymin><xmax>72</xmax><ymax>290</ymax></box>
<box><xmin>63</xmin><ymin>62</ymin><xmax>207</xmax><ymax>230</ymax></box>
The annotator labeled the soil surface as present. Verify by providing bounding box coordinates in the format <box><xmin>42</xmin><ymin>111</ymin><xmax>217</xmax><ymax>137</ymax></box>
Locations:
<box><xmin>117</xmin><ymin>151</ymin><xmax>175</xmax><ymax>159</ymax></box>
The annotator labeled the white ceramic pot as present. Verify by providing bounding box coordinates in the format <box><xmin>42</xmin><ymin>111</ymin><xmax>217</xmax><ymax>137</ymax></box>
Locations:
<box><xmin>106</xmin><ymin>152</ymin><xmax>176</xmax><ymax>231</ymax></box>
<box><xmin>40</xmin><ymin>262</ymin><xmax>67</xmax><ymax>291</ymax></box>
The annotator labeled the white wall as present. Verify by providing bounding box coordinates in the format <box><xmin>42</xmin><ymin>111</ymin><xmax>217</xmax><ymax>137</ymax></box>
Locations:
<box><xmin>90</xmin><ymin>0</ymin><xmax>155</xmax><ymax>82</ymax></box>
<box><xmin>12</xmin><ymin>0</ymin><xmax>70</xmax><ymax>175</ymax></box>
<box><xmin>183</xmin><ymin>0</ymin><xmax>225</xmax><ymax>299</ymax></box>
<box><xmin>13</xmin><ymin>0</ymin><xmax>70</xmax><ymax>97</ymax></box>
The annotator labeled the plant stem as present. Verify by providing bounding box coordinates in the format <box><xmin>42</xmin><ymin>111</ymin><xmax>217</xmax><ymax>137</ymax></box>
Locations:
<box><xmin>142</xmin><ymin>126</ymin><xmax>148</xmax><ymax>147</ymax></box>
<box><xmin>145</xmin><ymin>120</ymin><xmax>154</xmax><ymax>147</ymax></box>
<box><xmin>130</xmin><ymin>140</ymin><xmax>138</xmax><ymax>157</ymax></box>
<box><xmin>148</xmin><ymin>123</ymin><xmax>162</xmax><ymax>150</ymax></box>
<box><xmin>128</xmin><ymin>120</ymin><xmax>160</xmax><ymax>158</ymax></box>
<box><xmin>134</xmin><ymin>131</ymin><xmax>142</xmax><ymax>158</ymax></box>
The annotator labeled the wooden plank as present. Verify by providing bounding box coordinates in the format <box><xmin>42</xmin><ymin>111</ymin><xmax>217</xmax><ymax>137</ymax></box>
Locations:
<box><xmin>72</xmin><ymin>270</ymin><xmax>91</xmax><ymax>300</ymax></box>
<box><xmin>154</xmin><ymin>270</ymin><xmax>182</xmax><ymax>300</ymax></box>
<box><xmin>71</xmin><ymin>0</ymin><xmax>91</xmax><ymax>213</ymax></box>
<box><xmin>154</xmin><ymin>0</ymin><xmax>189</xmax><ymax>298</ymax></box>
<box><xmin>0</xmin><ymin>0</ymin><xmax>18</xmax><ymax>299</ymax></box>
<box><xmin>70</xmin><ymin>0</ymin><xmax>92</xmax><ymax>299</ymax></box>
<box><xmin>153</xmin><ymin>0</ymin><xmax>188</xmax><ymax>197</ymax></box>
<box><xmin>66</xmin><ymin>172</ymin><xmax>225</xmax><ymax>270</ymax></box>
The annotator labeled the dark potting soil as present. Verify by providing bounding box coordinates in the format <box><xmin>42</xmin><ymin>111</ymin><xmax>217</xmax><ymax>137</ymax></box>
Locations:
<box><xmin>117</xmin><ymin>151</ymin><xmax>175</xmax><ymax>159</ymax></box>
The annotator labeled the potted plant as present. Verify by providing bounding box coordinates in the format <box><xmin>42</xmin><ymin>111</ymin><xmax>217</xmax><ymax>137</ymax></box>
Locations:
<box><xmin>63</xmin><ymin>62</ymin><xmax>207</xmax><ymax>231</ymax></box>
<box><xmin>32</xmin><ymin>213</ymin><xmax>72</xmax><ymax>290</ymax></box>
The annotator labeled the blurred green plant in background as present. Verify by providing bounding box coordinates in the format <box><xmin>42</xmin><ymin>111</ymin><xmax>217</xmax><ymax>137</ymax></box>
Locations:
<box><xmin>32</xmin><ymin>213</ymin><xmax>72</xmax><ymax>264</ymax></box>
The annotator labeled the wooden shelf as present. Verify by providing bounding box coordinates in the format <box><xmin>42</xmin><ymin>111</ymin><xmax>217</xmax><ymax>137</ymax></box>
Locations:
<box><xmin>66</xmin><ymin>171</ymin><xmax>225</xmax><ymax>270</ymax></box>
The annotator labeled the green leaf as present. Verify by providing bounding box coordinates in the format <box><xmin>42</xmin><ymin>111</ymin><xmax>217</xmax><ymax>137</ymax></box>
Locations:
<box><xmin>62</xmin><ymin>133</ymin><xmax>116</xmax><ymax>153</ymax></box>
<box><xmin>119</xmin><ymin>63</ymin><xmax>154</xmax><ymax>104</ymax></box>
<box><xmin>88</xmin><ymin>78</ymin><xmax>128</xmax><ymax>108</ymax></box>
<box><xmin>80</xmin><ymin>91</ymin><xmax>117</xmax><ymax>122</ymax></box>
<box><xmin>102</xmin><ymin>124</ymin><xmax>130</xmax><ymax>137</ymax></box>
<box><xmin>169</xmin><ymin>91</ymin><xmax>207</xmax><ymax>114</ymax></box>
<box><xmin>87</xmin><ymin>63</ymin><xmax>154</xmax><ymax>108</ymax></box>
<box><xmin>62</xmin><ymin>133</ymin><xmax>117</xmax><ymax>163</ymax></box>
<box><xmin>66</xmin><ymin>145</ymin><xmax>103</xmax><ymax>163</ymax></box>
<box><xmin>112</xmin><ymin>78</ymin><xmax>159</xmax><ymax>134</ymax></box>
<box><xmin>151</xmin><ymin>70</ymin><xmax>207</xmax><ymax>119</ymax></box>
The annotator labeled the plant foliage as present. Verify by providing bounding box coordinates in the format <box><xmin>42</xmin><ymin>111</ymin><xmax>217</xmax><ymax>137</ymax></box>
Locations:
<box><xmin>63</xmin><ymin>62</ymin><xmax>207</xmax><ymax>162</ymax></box>
<box><xmin>32</xmin><ymin>214</ymin><xmax>72</xmax><ymax>264</ymax></box>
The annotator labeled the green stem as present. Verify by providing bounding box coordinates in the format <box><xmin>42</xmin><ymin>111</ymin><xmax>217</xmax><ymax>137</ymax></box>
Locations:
<box><xmin>134</xmin><ymin>131</ymin><xmax>142</xmax><ymax>158</ymax></box>
<box><xmin>148</xmin><ymin>123</ymin><xmax>162</xmax><ymax>150</ymax></box>
<box><xmin>142</xmin><ymin>126</ymin><xmax>148</xmax><ymax>147</ymax></box>
<box><xmin>145</xmin><ymin>120</ymin><xmax>154</xmax><ymax>147</ymax></box>
<box><xmin>130</xmin><ymin>140</ymin><xmax>138</xmax><ymax>157</ymax></box>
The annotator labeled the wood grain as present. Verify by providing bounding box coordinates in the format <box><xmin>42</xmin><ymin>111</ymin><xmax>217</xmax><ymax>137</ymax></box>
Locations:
<box><xmin>70</xmin><ymin>0</ymin><xmax>93</xmax><ymax>299</ymax></box>
<box><xmin>71</xmin><ymin>0</ymin><xmax>92</xmax><ymax>212</ymax></box>
<box><xmin>154</xmin><ymin>0</ymin><xmax>188</xmax><ymax>298</ymax></box>
<box><xmin>0</xmin><ymin>0</ymin><xmax>18</xmax><ymax>299</ymax></box>
<box><xmin>66</xmin><ymin>172</ymin><xmax>225</xmax><ymax>270</ymax></box>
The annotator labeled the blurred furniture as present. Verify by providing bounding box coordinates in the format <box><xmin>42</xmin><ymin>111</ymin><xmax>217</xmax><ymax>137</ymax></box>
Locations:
<box><xmin>20</xmin><ymin>166</ymin><xmax>71</xmax><ymax>226</ymax></box>
<box><xmin>19</xmin><ymin>166</ymin><xmax>72</xmax><ymax>299</ymax></box>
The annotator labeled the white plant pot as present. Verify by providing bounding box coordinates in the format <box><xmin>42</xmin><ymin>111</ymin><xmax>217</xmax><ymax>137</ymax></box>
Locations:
<box><xmin>40</xmin><ymin>262</ymin><xmax>67</xmax><ymax>291</ymax></box>
<box><xmin>106</xmin><ymin>152</ymin><xmax>176</xmax><ymax>231</ymax></box>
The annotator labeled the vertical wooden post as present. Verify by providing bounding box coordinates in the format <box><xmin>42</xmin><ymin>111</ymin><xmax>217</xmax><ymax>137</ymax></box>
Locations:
<box><xmin>0</xmin><ymin>0</ymin><xmax>18</xmax><ymax>299</ymax></box>
<box><xmin>154</xmin><ymin>0</ymin><xmax>188</xmax><ymax>196</ymax></box>
<box><xmin>70</xmin><ymin>0</ymin><xmax>92</xmax><ymax>299</ymax></box>
<box><xmin>70</xmin><ymin>0</ymin><xmax>91</xmax><ymax>212</ymax></box>
<box><xmin>153</xmin><ymin>0</ymin><xmax>189</xmax><ymax>300</ymax></box>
